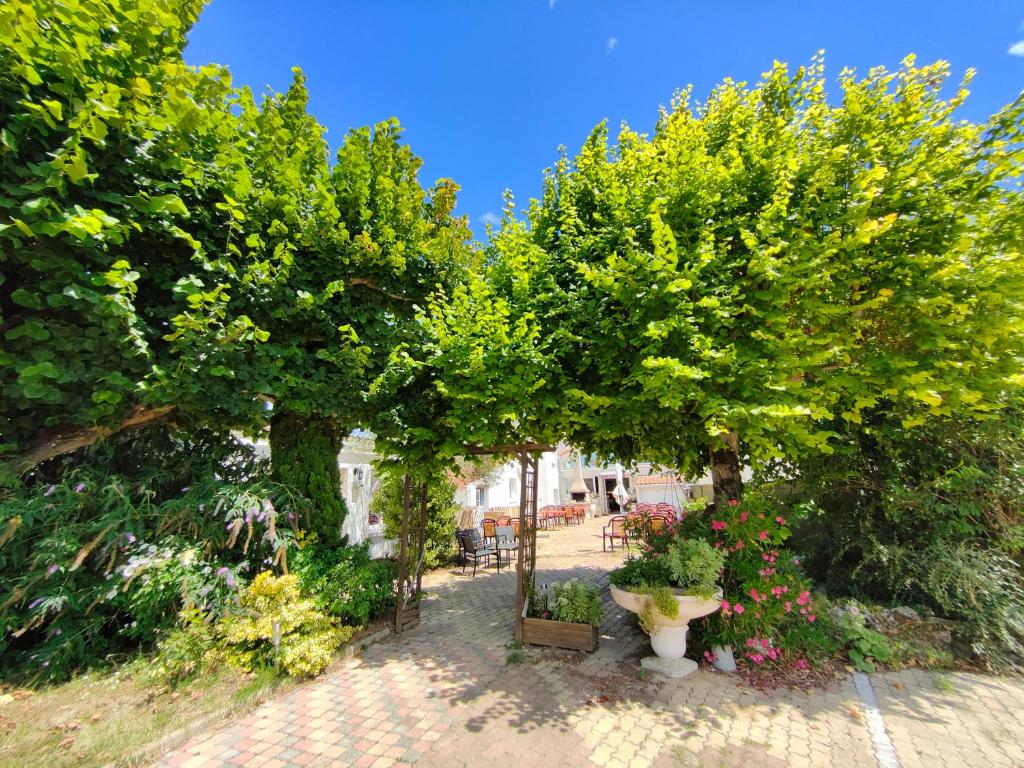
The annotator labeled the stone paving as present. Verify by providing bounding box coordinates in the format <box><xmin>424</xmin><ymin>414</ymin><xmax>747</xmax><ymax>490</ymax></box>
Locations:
<box><xmin>159</xmin><ymin>518</ymin><xmax>1024</xmax><ymax>768</ymax></box>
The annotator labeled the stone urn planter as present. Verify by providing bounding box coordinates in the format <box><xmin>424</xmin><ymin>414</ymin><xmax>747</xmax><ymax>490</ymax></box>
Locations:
<box><xmin>610</xmin><ymin>584</ymin><xmax>721</xmax><ymax>678</ymax></box>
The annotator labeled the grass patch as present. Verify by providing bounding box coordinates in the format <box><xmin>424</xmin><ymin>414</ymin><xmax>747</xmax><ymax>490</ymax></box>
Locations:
<box><xmin>0</xmin><ymin>665</ymin><xmax>290</xmax><ymax>768</ymax></box>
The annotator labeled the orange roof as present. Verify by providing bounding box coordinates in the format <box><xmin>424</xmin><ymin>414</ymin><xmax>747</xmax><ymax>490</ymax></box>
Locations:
<box><xmin>634</xmin><ymin>474</ymin><xmax>681</xmax><ymax>486</ymax></box>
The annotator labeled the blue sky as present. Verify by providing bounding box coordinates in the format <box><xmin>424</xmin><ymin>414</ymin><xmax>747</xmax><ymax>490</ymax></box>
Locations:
<box><xmin>185</xmin><ymin>1</ymin><xmax>1024</xmax><ymax>241</ymax></box>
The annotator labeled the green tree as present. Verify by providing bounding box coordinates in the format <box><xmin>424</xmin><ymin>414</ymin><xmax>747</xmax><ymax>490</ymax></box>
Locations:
<box><xmin>495</xmin><ymin>55</ymin><xmax>1024</xmax><ymax>506</ymax></box>
<box><xmin>0</xmin><ymin>0</ymin><xmax>242</xmax><ymax>475</ymax></box>
<box><xmin>163</xmin><ymin>71</ymin><xmax>474</xmax><ymax>542</ymax></box>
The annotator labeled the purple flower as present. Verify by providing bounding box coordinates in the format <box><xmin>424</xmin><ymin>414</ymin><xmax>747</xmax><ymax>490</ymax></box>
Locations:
<box><xmin>73</xmin><ymin>483</ymin><xmax>86</xmax><ymax>493</ymax></box>
<box><xmin>46</xmin><ymin>564</ymin><xmax>59</xmax><ymax>577</ymax></box>
<box><xmin>124</xmin><ymin>533</ymin><xmax>136</xmax><ymax>544</ymax></box>
<box><xmin>44</xmin><ymin>485</ymin><xmax>57</xmax><ymax>497</ymax></box>
<box><xmin>54</xmin><ymin>628</ymin><xmax>62</xmax><ymax>636</ymax></box>
<box><xmin>215</xmin><ymin>566</ymin><xmax>237</xmax><ymax>588</ymax></box>
<box><xmin>28</xmin><ymin>598</ymin><xmax>44</xmax><ymax>610</ymax></box>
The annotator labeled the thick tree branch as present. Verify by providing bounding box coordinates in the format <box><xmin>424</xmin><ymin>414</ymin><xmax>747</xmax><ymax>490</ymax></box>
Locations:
<box><xmin>346</xmin><ymin>277</ymin><xmax>413</xmax><ymax>303</ymax></box>
<box><xmin>9</xmin><ymin>405</ymin><xmax>175</xmax><ymax>476</ymax></box>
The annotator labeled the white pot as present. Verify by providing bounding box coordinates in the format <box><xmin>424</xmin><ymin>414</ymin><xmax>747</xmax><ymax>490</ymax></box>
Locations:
<box><xmin>610</xmin><ymin>585</ymin><xmax>721</xmax><ymax>678</ymax></box>
<box><xmin>711</xmin><ymin>644</ymin><xmax>737</xmax><ymax>673</ymax></box>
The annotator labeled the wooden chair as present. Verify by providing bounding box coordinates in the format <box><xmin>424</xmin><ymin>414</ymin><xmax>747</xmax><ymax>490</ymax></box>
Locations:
<box><xmin>481</xmin><ymin>518</ymin><xmax>498</xmax><ymax>545</ymax></box>
<box><xmin>572</xmin><ymin>503</ymin><xmax>586</xmax><ymax>524</ymax></box>
<box><xmin>648</xmin><ymin>514</ymin><xmax>671</xmax><ymax>535</ymax></box>
<box><xmin>496</xmin><ymin>515</ymin><xmax>513</xmax><ymax>526</ymax></box>
<box><xmin>457</xmin><ymin>529</ymin><xmax>495</xmax><ymax>577</ymax></box>
<box><xmin>602</xmin><ymin>515</ymin><xmax>629</xmax><ymax>552</ymax></box>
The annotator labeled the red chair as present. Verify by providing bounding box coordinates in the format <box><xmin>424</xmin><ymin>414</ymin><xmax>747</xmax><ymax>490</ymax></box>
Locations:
<box><xmin>602</xmin><ymin>515</ymin><xmax>629</xmax><ymax>552</ymax></box>
<box><xmin>496</xmin><ymin>515</ymin><xmax>513</xmax><ymax>526</ymax></box>
<box><xmin>648</xmin><ymin>514</ymin><xmax>671</xmax><ymax>535</ymax></box>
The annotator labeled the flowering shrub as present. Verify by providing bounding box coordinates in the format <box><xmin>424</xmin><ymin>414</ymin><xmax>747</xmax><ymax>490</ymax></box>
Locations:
<box><xmin>667</xmin><ymin>496</ymin><xmax>836</xmax><ymax>668</ymax></box>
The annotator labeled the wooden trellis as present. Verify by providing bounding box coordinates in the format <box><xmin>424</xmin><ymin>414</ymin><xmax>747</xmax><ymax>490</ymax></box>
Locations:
<box><xmin>393</xmin><ymin>442</ymin><xmax>550</xmax><ymax>640</ymax></box>
<box><xmin>394</xmin><ymin>475</ymin><xmax>428</xmax><ymax>633</ymax></box>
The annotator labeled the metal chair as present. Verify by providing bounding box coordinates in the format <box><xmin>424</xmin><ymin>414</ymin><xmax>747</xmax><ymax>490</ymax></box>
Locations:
<box><xmin>494</xmin><ymin>524</ymin><xmax>519</xmax><ymax>572</ymax></box>
<box><xmin>457</xmin><ymin>529</ymin><xmax>495</xmax><ymax>577</ymax></box>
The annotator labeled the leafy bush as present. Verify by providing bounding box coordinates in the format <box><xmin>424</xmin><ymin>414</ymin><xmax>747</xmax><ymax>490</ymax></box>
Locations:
<box><xmin>292</xmin><ymin>539</ymin><xmax>396</xmax><ymax>626</ymax></box>
<box><xmin>373</xmin><ymin>465</ymin><xmax>458</xmax><ymax>571</ymax></box>
<box><xmin>665</xmin><ymin>539</ymin><xmax>724</xmax><ymax>599</ymax></box>
<box><xmin>638</xmin><ymin>586</ymin><xmax>680</xmax><ymax>635</ymax></box>
<box><xmin>144</xmin><ymin>608</ymin><xmax>220</xmax><ymax>687</ymax></box>
<box><xmin>219</xmin><ymin>572</ymin><xmax>352</xmax><ymax>678</ymax></box>
<box><xmin>549</xmin><ymin>581</ymin><xmax>603</xmax><ymax>626</ymax></box>
<box><xmin>608</xmin><ymin>553</ymin><xmax>672</xmax><ymax>589</ymax></box>
<box><xmin>0</xmin><ymin>430</ymin><xmax>305</xmax><ymax>681</ymax></box>
<box><xmin>530</xmin><ymin>580</ymin><xmax>603</xmax><ymax>626</ymax></box>
<box><xmin>833</xmin><ymin>602</ymin><xmax>893</xmax><ymax>673</ymax></box>
<box><xmin>774</xmin><ymin>411</ymin><xmax>1024</xmax><ymax>666</ymax></box>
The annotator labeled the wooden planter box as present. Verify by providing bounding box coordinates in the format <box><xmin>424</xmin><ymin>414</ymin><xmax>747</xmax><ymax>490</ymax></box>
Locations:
<box><xmin>396</xmin><ymin>604</ymin><xmax>420</xmax><ymax>632</ymax></box>
<box><xmin>522</xmin><ymin>617</ymin><xmax>598</xmax><ymax>652</ymax></box>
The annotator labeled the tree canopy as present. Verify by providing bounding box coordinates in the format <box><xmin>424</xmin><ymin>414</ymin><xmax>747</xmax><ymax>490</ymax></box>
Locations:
<box><xmin>487</xmin><ymin>55</ymin><xmax>1023</xmax><ymax>503</ymax></box>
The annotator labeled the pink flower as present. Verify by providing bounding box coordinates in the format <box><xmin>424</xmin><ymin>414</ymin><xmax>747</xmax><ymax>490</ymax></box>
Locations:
<box><xmin>728</xmin><ymin>498</ymin><xmax>739</xmax><ymax>506</ymax></box>
<box><xmin>775</xmin><ymin>516</ymin><xmax>786</xmax><ymax>525</ymax></box>
<box><xmin>746</xmin><ymin>638</ymin><xmax>757</xmax><ymax>648</ymax></box>
<box><xmin>713</xmin><ymin>541</ymin><xmax>722</xmax><ymax>549</ymax></box>
<box><xmin>721</xmin><ymin>600</ymin><xmax>731</xmax><ymax>612</ymax></box>
<box><xmin>734</xmin><ymin>603</ymin><xmax>745</xmax><ymax>615</ymax></box>
<box><xmin>758</xmin><ymin>530</ymin><xmax>769</xmax><ymax>541</ymax></box>
<box><xmin>739</xmin><ymin>512</ymin><xmax>749</xmax><ymax>522</ymax></box>
<box><xmin>749</xmin><ymin>588</ymin><xmax>763</xmax><ymax>603</ymax></box>
<box><xmin>808</xmin><ymin>614</ymin><xmax>816</xmax><ymax>623</ymax></box>
<box><xmin>795</xmin><ymin>658</ymin><xmax>809</xmax><ymax>670</ymax></box>
<box><xmin>704</xmin><ymin>651</ymin><xmax>717</xmax><ymax>663</ymax></box>
<box><xmin>784</xmin><ymin>601</ymin><xmax>792</xmax><ymax>612</ymax></box>
<box><xmin>796</xmin><ymin>591</ymin><xmax>811</xmax><ymax>606</ymax></box>
<box><xmin>711</xmin><ymin>520</ymin><xmax>727</xmax><ymax>531</ymax></box>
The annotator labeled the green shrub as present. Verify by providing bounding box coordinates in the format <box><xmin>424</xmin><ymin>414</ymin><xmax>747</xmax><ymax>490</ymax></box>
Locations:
<box><xmin>638</xmin><ymin>586</ymin><xmax>680</xmax><ymax>635</ymax></box>
<box><xmin>608</xmin><ymin>554</ymin><xmax>672</xmax><ymax>589</ymax></box>
<box><xmin>665</xmin><ymin>539</ymin><xmax>724</xmax><ymax>599</ymax></box>
<box><xmin>143</xmin><ymin>608</ymin><xmax>219</xmax><ymax>687</ymax></box>
<box><xmin>373</xmin><ymin>466</ymin><xmax>459</xmax><ymax>571</ymax></box>
<box><xmin>549</xmin><ymin>580</ymin><xmax>603</xmax><ymax>626</ymax></box>
<box><xmin>833</xmin><ymin>602</ymin><xmax>893</xmax><ymax>673</ymax></box>
<box><xmin>291</xmin><ymin>540</ymin><xmax>396</xmax><ymax>626</ymax></box>
<box><xmin>219</xmin><ymin>572</ymin><xmax>353</xmax><ymax>678</ymax></box>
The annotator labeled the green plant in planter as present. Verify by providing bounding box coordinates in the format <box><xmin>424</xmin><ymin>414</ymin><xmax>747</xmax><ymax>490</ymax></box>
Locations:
<box><xmin>665</xmin><ymin>539</ymin><xmax>724</xmax><ymax>599</ymax></box>
<box><xmin>533</xmin><ymin>580</ymin><xmax>603</xmax><ymax>626</ymax></box>
<box><xmin>639</xmin><ymin>586</ymin><xmax>680</xmax><ymax>634</ymax></box>
<box><xmin>611</xmin><ymin>537</ymin><xmax>724</xmax><ymax>634</ymax></box>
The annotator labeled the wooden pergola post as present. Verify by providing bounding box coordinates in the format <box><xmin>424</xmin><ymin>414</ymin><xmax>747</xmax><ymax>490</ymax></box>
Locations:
<box><xmin>514</xmin><ymin>448</ymin><xmax>540</xmax><ymax>641</ymax></box>
<box><xmin>394</xmin><ymin>474</ymin><xmax>412</xmax><ymax>633</ymax></box>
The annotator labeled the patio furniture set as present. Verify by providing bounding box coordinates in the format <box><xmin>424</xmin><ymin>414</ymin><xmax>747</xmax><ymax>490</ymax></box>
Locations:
<box><xmin>453</xmin><ymin>503</ymin><xmax>586</xmax><ymax>577</ymax></box>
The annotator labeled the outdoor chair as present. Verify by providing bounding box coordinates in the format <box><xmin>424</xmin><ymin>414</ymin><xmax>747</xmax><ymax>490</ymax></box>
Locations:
<box><xmin>496</xmin><ymin>515</ymin><xmax>513</xmax><ymax>526</ymax></box>
<box><xmin>648</xmin><ymin>514</ymin><xmax>670</xmax><ymax>535</ymax></box>
<box><xmin>561</xmin><ymin>505</ymin><xmax>575</xmax><ymax>526</ymax></box>
<box><xmin>457</xmin><ymin>529</ymin><xmax>495</xmax><ymax>577</ymax></box>
<box><xmin>602</xmin><ymin>515</ymin><xmax>629</xmax><ymax>552</ymax></box>
<box><xmin>481</xmin><ymin>518</ymin><xmax>498</xmax><ymax>545</ymax></box>
<box><xmin>572</xmin><ymin>503</ymin><xmax>586</xmax><ymax>524</ymax></box>
<box><xmin>494</xmin><ymin>524</ymin><xmax>519</xmax><ymax>572</ymax></box>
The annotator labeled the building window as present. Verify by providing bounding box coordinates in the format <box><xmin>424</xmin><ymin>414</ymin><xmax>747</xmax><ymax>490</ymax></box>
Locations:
<box><xmin>508</xmin><ymin>478</ymin><xmax>516</xmax><ymax>499</ymax></box>
<box><xmin>475</xmin><ymin>486</ymin><xmax>486</xmax><ymax>508</ymax></box>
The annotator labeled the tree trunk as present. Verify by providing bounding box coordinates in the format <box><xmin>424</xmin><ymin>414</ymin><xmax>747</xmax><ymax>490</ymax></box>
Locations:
<box><xmin>710</xmin><ymin>430</ymin><xmax>743</xmax><ymax>509</ymax></box>
<box><xmin>7</xmin><ymin>405</ymin><xmax>175</xmax><ymax>477</ymax></box>
<box><xmin>270</xmin><ymin>408</ymin><xmax>347</xmax><ymax>546</ymax></box>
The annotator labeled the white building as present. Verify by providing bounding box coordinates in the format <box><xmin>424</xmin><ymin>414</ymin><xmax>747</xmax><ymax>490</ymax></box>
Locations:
<box><xmin>453</xmin><ymin>451</ymin><xmax>562</xmax><ymax>526</ymax></box>
<box><xmin>239</xmin><ymin>430</ymin><xmax>394</xmax><ymax>557</ymax></box>
<box><xmin>557</xmin><ymin>450</ymin><xmax>716</xmax><ymax>516</ymax></box>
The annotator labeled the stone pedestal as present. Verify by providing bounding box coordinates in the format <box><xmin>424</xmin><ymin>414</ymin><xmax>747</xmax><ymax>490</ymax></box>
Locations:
<box><xmin>641</xmin><ymin>655</ymin><xmax>698</xmax><ymax>678</ymax></box>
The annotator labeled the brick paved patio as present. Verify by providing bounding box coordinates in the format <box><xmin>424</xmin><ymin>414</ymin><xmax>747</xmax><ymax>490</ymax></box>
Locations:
<box><xmin>159</xmin><ymin>517</ymin><xmax>1024</xmax><ymax>768</ymax></box>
